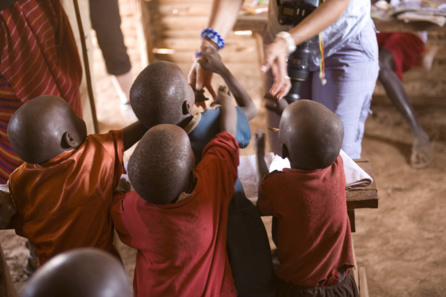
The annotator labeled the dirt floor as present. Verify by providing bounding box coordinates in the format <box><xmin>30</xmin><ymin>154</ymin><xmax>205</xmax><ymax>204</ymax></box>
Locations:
<box><xmin>1</xmin><ymin>1</ymin><xmax>446</xmax><ymax>296</ymax></box>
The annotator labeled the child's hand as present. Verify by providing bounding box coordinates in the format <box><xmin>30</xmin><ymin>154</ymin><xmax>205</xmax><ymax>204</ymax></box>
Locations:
<box><xmin>211</xmin><ymin>85</ymin><xmax>231</xmax><ymax>108</ymax></box>
<box><xmin>197</xmin><ymin>48</ymin><xmax>227</xmax><ymax>75</ymax></box>
<box><xmin>0</xmin><ymin>191</ymin><xmax>16</xmax><ymax>229</ymax></box>
<box><xmin>264</xmin><ymin>92</ymin><xmax>288</xmax><ymax>116</ymax></box>
<box><xmin>191</xmin><ymin>84</ymin><xmax>209</xmax><ymax>110</ymax></box>
<box><xmin>254</xmin><ymin>129</ymin><xmax>266</xmax><ymax>156</ymax></box>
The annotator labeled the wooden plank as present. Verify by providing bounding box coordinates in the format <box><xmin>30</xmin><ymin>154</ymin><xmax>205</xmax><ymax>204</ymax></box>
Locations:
<box><xmin>174</xmin><ymin>62</ymin><xmax>265</xmax><ymax>78</ymax></box>
<box><xmin>142</xmin><ymin>0</ymin><xmax>211</xmax><ymax>4</ymax></box>
<box><xmin>151</xmin><ymin>15</ymin><xmax>209</xmax><ymax>27</ymax></box>
<box><xmin>235</xmin><ymin>13</ymin><xmax>446</xmax><ymax>34</ymax></box>
<box><xmin>145</xmin><ymin>2</ymin><xmax>211</xmax><ymax>16</ymax></box>
<box><xmin>359</xmin><ymin>267</ymin><xmax>370</xmax><ymax>297</ymax></box>
<box><xmin>374</xmin><ymin>18</ymin><xmax>446</xmax><ymax>32</ymax></box>
<box><xmin>139</xmin><ymin>0</ymin><xmax>155</xmax><ymax>63</ymax></box>
<box><xmin>346</xmin><ymin>159</ymin><xmax>379</xmax><ymax>211</ymax></box>
<box><xmin>153</xmin><ymin>50</ymin><xmax>259</xmax><ymax>64</ymax></box>
<box><xmin>152</xmin><ymin>29</ymin><xmax>257</xmax><ymax>39</ymax></box>
<box><xmin>152</xmin><ymin>37</ymin><xmax>259</xmax><ymax>51</ymax></box>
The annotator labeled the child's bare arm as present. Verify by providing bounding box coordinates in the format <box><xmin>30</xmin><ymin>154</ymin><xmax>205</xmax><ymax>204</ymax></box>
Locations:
<box><xmin>122</xmin><ymin>121</ymin><xmax>150</xmax><ymax>151</ymax></box>
<box><xmin>198</xmin><ymin>50</ymin><xmax>257</xmax><ymax>120</ymax></box>
<box><xmin>264</xmin><ymin>93</ymin><xmax>289</xmax><ymax>116</ymax></box>
<box><xmin>0</xmin><ymin>190</ymin><xmax>15</xmax><ymax>230</ymax></box>
<box><xmin>217</xmin><ymin>87</ymin><xmax>237</xmax><ymax>137</ymax></box>
<box><xmin>255</xmin><ymin>129</ymin><xmax>269</xmax><ymax>187</ymax></box>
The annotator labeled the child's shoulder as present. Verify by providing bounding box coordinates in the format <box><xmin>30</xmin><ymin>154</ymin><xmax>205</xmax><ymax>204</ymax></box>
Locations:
<box><xmin>262</xmin><ymin>170</ymin><xmax>286</xmax><ymax>182</ymax></box>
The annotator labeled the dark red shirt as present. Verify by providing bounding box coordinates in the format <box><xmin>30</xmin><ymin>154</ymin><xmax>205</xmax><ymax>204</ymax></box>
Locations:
<box><xmin>257</xmin><ymin>156</ymin><xmax>354</xmax><ymax>287</ymax></box>
<box><xmin>112</xmin><ymin>132</ymin><xmax>239</xmax><ymax>297</ymax></box>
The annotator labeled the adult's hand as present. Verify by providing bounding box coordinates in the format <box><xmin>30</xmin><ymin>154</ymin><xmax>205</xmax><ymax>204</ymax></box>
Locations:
<box><xmin>261</xmin><ymin>37</ymin><xmax>291</xmax><ymax>100</ymax></box>
<box><xmin>188</xmin><ymin>39</ymin><xmax>219</xmax><ymax>101</ymax></box>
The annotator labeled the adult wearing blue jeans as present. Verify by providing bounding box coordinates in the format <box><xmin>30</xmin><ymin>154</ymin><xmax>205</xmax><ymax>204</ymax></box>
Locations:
<box><xmin>189</xmin><ymin>0</ymin><xmax>379</xmax><ymax>159</ymax></box>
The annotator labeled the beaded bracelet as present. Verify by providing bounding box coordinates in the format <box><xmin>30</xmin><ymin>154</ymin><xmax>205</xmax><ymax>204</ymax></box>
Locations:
<box><xmin>275</xmin><ymin>31</ymin><xmax>296</xmax><ymax>55</ymax></box>
<box><xmin>201</xmin><ymin>28</ymin><xmax>225</xmax><ymax>50</ymax></box>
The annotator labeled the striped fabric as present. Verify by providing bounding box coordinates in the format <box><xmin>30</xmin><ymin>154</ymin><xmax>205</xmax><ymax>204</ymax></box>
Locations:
<box><xmin>0</xmin><ymin>0</ymin><xmax>83</xmax><ymax>183</ymax></box>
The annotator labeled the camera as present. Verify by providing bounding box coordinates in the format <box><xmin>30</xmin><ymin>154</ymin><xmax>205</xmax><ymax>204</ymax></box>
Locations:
<box><xmin>277</xmin><ymin>0</ymin><xmax>319</xmax><ymax>104</ymax></box>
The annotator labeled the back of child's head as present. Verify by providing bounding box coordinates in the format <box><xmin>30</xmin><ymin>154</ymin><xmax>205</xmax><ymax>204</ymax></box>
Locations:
<box><xmin>130</xmin><ymin>61</ymin><xmax>195</xmax><ymax>128</ymax></box>
<box><xmin>128</xmin><ymin>124</ymin><xmax>195</xmax><ymax>204</ymax></box>
<box><xmin>22</xmin><ymin>248</ymin><xmax>132</xmax><ymax>297</ymax></box>
<box><xmin>279</xmin><ymin>100</ymin><xmax>344</xmax><ymax>170</ymax></box>
<box><xmin>7</xmin><ymin>95</ymin><xmax>87</xmax><ymax>164</ymax></box>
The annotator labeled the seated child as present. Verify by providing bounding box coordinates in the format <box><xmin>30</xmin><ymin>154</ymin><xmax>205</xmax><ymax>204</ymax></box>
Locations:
<box><xmin>130</xmin><ymin>56</ymin><xmax>276</xmax><ymax>296</ymax></box>
<box><xmin>111</xmin><ymin>91</ymin><xmax>239</xmax><ymax>296</ymax></box>
<box><xmin>255</xmin><ymin>100</ymin><xmax>358</xmax><ymax>296</ymax></box>
<box><xmin>22</xmin><ymin>248</ymin><xmax>132</xmax><ymax>297</ymax></box>
<box><xmin>5</xmin><ymin>95</ymin><xmax>148</xmax><ymax>265</ymax></box>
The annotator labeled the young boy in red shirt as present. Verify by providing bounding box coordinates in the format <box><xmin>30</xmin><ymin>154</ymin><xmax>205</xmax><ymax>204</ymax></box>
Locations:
<box><xmin>5</xmin><ymin>95</ymin><xmax>148</xmax><ymax>265</ymax></box>
<box><xmin>255</xmin><ymin>100</ymin><xmax>358</xmax><ymax>296</ymax></box>
<box><xmin>129</xmin><ymin>54</ymin><xmax>276</xmax><ymax>296</ymax></box>
<box><xmin>112</xmin><ymin>89</ymin><xmax>239</xmax><ymax>296</ymax></box>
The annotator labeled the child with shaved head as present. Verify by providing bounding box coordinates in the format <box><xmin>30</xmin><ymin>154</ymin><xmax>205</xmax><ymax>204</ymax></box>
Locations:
<box><xmin>129</xmin><ymin>55</ymin><xmax>276</xmax><ymax>296</ymax></box>
<box><xmin>5</xmin><ymin>95</ymin><xmax>148</xmax><ymax>265</ymax></box>
<box><xmin>112</xmin><ymin>90</ymin><xmax>239</xmax><ymax>297</ymax></box>
<box><xmin>255</xmin><ymin>100</ymin><xmax>358</xmax><ymax>297</ymax></box>
<box><xmin>22</xmin><ymin>248</ymin><xmax>132</xmax><ymax>297</ymax></box>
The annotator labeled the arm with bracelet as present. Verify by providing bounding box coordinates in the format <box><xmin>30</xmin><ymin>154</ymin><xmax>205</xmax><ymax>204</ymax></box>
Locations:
<box><xmin>263</xmin><ymin>0</ymin><xmax>350</xmax><ymax>99</ymax></box>
<box><xmin>198</xmin><ymin>49</ymin><xmax>257</xmax><ymax>120</ymax></box>
<box><xmin>188</xmin><ymin>0</ymin><xmax>244</xmax><ymax>99</ymax></box>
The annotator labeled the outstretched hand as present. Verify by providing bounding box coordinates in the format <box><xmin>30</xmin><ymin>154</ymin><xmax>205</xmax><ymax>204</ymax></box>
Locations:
<box><xmin>261</xmin><ymin>37</ymin><xmax>291</xmax><ymax>99</ymax></box>
<box><xmin>188</xmin><ymin>42</ymin><xmax>219</xmax><ymax>100</ymax></box>
<box><xmin>197</xmin><ymin>48</ymin><xmax>227</xmax><ymax>75</ymax></box>
<box><xmin>264</xmin><ymin>92</ymin><xmax>289</xmax><ymax>116</ymax></box>
<box><xmin>211</xmin><ymin>85</ymin><xmax>231</xmax><ymax>108</ymax></box>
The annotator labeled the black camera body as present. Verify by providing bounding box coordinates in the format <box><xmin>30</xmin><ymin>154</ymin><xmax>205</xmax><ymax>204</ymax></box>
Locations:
<box><xmin>276</xmin><ymin>0</ymin><xmax>319</xmax><ymax>103</ymax></box>
<box><xmin>278</xmin><ymin>1</ymin><xmax>318</xmax><ymax>26</ymax></box>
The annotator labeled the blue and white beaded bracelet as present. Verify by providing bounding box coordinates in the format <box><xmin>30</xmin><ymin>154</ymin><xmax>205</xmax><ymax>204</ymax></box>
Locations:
<box><xmin>201</xmin><ymin>28</ymin><xmax>225</xmax><ymax>50</ymax></box>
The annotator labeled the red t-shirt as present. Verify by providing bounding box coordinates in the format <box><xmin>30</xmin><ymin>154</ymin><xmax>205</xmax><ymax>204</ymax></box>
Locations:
<box><xmin>112</xmin><ymin>132</ymin><xmax>239</xmax><ymax>297</ymax></box>
<box><xmin>257</xmin><ymin>156</ymin><xmax>354</xmax><ymax>287</ymax></box>
<box><xmin>9</xmin><ymin>130</ymin><xmax>125</xmax><ymax>265</ymax></box>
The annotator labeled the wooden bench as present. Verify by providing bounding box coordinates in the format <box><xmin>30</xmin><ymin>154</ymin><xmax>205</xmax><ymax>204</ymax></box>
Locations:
<box><xmin>346</xmin><ymin>159</ymin><xmax>379</xmax><ymax>233</ymax></box>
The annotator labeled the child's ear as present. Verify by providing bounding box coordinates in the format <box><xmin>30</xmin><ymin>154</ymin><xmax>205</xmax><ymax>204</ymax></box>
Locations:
<box><xmin>281</xmin><ymin>143</ymin><xmax>289</xmax><ymax>159</ymax></box>
<box><xmin>182</xmin><ymin>100</ymin><xmax>191</xmax><ymax>115</ymax></box>
<box><xmin>62</xmin><ymin>131</ymin><xmax>80</xmax><ymax>149</ymax></box>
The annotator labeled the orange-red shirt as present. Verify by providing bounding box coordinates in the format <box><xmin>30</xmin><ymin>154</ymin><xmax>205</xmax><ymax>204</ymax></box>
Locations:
<box><xmin>9</xmin><ymin>130</ymin><xmax>124</xmax><ymax>265</ymax></box>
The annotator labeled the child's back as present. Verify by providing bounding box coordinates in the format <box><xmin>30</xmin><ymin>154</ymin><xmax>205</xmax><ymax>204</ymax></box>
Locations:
<box><xmin>7</xmin><ymin>95</ymin><xmax>147</xmax><ymax>264</ymax></box>
<box><xmin>112</xmin><ymin>92</ymin><xmax>240</xmax><ymax>296</ymax></box>
<box><xmin>256</xmin><ymin>100</ymin><xmax>358</xmax><ymax>296</ymax></box>
<box><xmin>130</xmin><ymin>59</ymin><xmax>276</xmax><ymax>296</ymax></box>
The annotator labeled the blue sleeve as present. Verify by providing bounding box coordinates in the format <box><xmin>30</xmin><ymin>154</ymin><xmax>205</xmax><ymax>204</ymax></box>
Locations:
<box><xmin>189</xmin><ymin>107</ymin><xmax>251</xmax><ymax>164</ymax></box>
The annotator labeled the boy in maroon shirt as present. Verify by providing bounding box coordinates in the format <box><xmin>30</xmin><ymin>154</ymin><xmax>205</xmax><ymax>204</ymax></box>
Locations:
<box><xmin>111</xmin><ymin>89</ymin><xmax>239</xmax><ymax>297</ymax></box>
<box><xmin>255</xmin><ymin>100</ymin><xmax>358</xmax><ymax>297</ymax></box>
